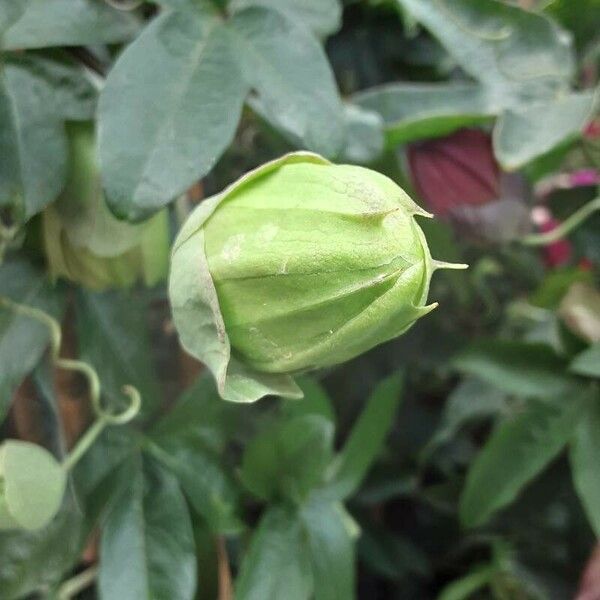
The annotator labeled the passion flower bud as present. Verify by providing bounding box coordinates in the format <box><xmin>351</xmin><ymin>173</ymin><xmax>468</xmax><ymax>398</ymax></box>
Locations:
<box><xmin>407</xmin><ymin>128</ymin><xmax>531</xmax><ymax>242</ymax></box>
<box><xmin>0</xmin><ymin>440</ymin><xmax>66</xmax><ymax>531</ymax></box>
<box><xmin>42</xmin><ymin>122</ymin><xmax>169</xmax><ymax>291</ymax></box>
<box><xmin>170</xmin><ymin>153</ymin><xmax>465</xmax><ymax>403</ymax></box>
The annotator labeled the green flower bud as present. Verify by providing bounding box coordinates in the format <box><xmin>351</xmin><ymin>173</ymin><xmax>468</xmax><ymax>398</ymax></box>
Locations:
<box><xmin>0</xmin><ymin>440</ymin><xmax>66</xmax><ymax>531</ymax></box>
<box><xmin>170</xmin><ymin>153</ymin><xmax>465</xmax><ymax>403</ymax></box>
<box><xmin>43</xmin><ymin>122</ymin><xmax>169</xmax><ymax>291</ymax></box>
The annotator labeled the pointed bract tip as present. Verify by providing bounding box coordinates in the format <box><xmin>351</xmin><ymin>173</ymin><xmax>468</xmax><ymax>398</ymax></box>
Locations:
<box><xmin>432</xmin><ymin>260</ymin><xmax>469</xmax><ymax>271</ymax></box>
<box><xmin>417</xmin><ymin>302</ymin><xmax>439</xmax><ymax>317</ymax></box>
<box><xmin>412</xmin><ymin>206</ymin><xmax>434</xmax><ymax>218</ymax></box>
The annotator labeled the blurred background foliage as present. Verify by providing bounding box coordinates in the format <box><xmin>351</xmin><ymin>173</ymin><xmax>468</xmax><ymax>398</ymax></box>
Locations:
<box><xmin>0</xmin><ymin>0</ymin><xmax>600</xmax><ymax>598</ymax></box>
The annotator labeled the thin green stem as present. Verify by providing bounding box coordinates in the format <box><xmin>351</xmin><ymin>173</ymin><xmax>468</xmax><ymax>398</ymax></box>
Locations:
<box><xmin>0</xmin><ymin>221</ymin><xmax>18</xmax><ymax>264</ymax></box>
<box><xmin>522</xmin><ymin>196</ymin><xmax>600</xmax><ymax>246</ymax></box>
<box><xmin>62</xmin><ymin>418</ymin><xmax>107</xmax><ymax>472</ymax></box>
<box><xmin>56</xmin><ymin>565</ymin><xmax>99</xmax><ymax>600</ymax></box>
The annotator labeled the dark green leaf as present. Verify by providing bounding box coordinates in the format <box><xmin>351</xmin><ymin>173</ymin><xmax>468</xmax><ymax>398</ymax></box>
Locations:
<box><xmin>396</xmin><ymin>0</ymin><xmax>573</xmax><ymax>105</ymax></box>
<box><xmin>570</xmin><ymin>343</ymin><xmax>600</xmax><ymax>378</ymax></box>
<box><xmin>0</xmin><ymin>494</ymin><xmax>84</xmax><ymax>600</ymax></box>
<box><xmin>151</xmin><ymin>372</ymin><xmax>239</xmax><ymax>454</ymax></box>
<box><xmin>358</xmin><ymin>525</ymin><xmax>430</xmax><ymax>581</ymax></box>
<box><xmin>235</xmin><ymin>506</ymin><xmax>313</xmax><ymax>600</ymax></box>
<box><xmin>3</xmin><ymin>0</ymin><xmax>140</xmax><ymax>49</ymax></box>
<box><xmin>148</xmin><ymin>375</ymin><xmax>241</xmax><ymax>533</ymax></box>
<box><xmin>424</xmin><ymin>377</ymin><xmax>508</xmax><ymax>459</ymax></box>
<box><xmin>99</xmin><ymin>11</ymin><xmax>248</xmax><ymax>220</ymax></box>
<box><xmin>99</xmin><ymin>455</ymin><xmax>197</xmax><ymax>600</ymax></box>
<box><xmin>72</xmin><ymin>425</ymin><xmax>136</xmax><ymax>502</ymax></box>
<box><xmin>0</xmin><ymin>62</ymin><xmax>68</xmax><ymax>223</ymax></box>
<box><xmin>355</xmin><ymin>83</ymin><xmax>494</xmax><ymax>146</ymax></box>
<box><xmin>240</xmin><ymin>415</ymin><xmax>334</xmax><ymax>503</ymax></box>
<box><xmin>326</xmin><ymin>373</ymin><xmax>403</xmax><ymax>500</ymax></box>
<box><xmin>438</xmin><ymin>565</ymin><xmax>495</xmax><ymax>600</ymax></box>
<box><xmin>570</xmin><ymin>397</ymin><xmax>600</xmax><ymax>537</ymax></box>
<box><xmin>229</xmin><ymin>0</ymin><xmax>342</xmax><ymax>37</ymax></box>
<box><xmin>0</xmin><ymin>260</ymin><xmax>62</xmax><ymax>421</ymax></box>
<box><xmin>454</xmin><ymin>339</ymin><xmax>579</xmax><ymax>398</ymax></box>
<box><xmin>229</xmin><ymin>7</ymin><xmax>345</xmax><ymax>157</ymax></box>
<box><xmin>300</xmin><ymin>500</ymin><xmax>356</xmax><ymax>600</ymax></box>
<box><xmin>459</xmin><ymin>395</ymin><xmax>587</xmax><ymax>527</ymax></box>
<box><xmin>7</xmin><ymin>52</ymin><xmax>97</xmax><ymax>121</ymax></box>
<box><xmin>75</xmin><ymin>289</ymin><xmax>162</xmax><ymax>416</ymax></box>
<box><xmin>494</xmin><ymin>92</ymin><xmax>596</xmax><ymax>169</ymax></box>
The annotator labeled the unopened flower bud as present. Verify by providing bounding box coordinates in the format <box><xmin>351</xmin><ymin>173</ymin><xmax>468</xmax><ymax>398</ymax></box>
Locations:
<box><xmin>43</xmin><ymin>122</ymin><xmax>169</xmax><ymax>291</ymax></box>
<box><xmin>169</xmin><ymin>153</ymin><xmax>465</xmax><ymax>403</ymax></box>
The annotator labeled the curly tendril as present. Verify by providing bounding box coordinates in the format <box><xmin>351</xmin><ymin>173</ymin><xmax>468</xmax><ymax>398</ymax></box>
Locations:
<box><xmin>0</xmin><ymin>296</ymin><xmax>141</xmax><ymax>470</ymax></box>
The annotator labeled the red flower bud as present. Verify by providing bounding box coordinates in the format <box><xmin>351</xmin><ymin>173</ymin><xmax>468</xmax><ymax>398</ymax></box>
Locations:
<box><xmin>408</xmin><ymin>129</ymin><xmax>499</xmax><ymax>216</ymax></box>
<box><xmin>407</xmin><ymin>129</ymin><xmax>530</xmax><ymax>242</ymax></box>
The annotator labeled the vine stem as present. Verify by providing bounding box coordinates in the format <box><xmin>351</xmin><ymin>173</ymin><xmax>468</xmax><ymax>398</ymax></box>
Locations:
<box><xmin>522</xmin><ymin>196</ymin><xmax>600</xmax><ymax>246</ymax></box>
<box><xmin>56</xmin><ymin>565</ymin><xmax>99</xmax><ymax>600</ymax></box>
<box><xmin>0</xmin><ymin>296</ymin><xmax>141</xmax><ymax>470</ymax></box>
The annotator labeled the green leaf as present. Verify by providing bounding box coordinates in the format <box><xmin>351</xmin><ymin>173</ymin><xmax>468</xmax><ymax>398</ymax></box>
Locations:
<box><xmin>151</xmin><ymin>372</ymin><xmax>239</xmax><ymax>454</ymax></box>
<box><xmin>530</xmin><ymin>267</ymin><xmax>594</xmax><ymax>310</ymax></box>
<box><xmin>326</xmin><ymin>373</ymin><xmax>403</xmax><ymax>500</ymax></box>
<box><xmin>240</xmin><ymin>415</ymin><xmax>334</xmax><ymax>503</ymax></box>
<box><xmin>148</xmin><ymin>376</ymin><xmax>241</xmax><ymax>533</ymax></box>
<box><xmin>0</xmin><ymin>0</ymin><xmax>28</xmax><ymax>34</ymax></box>
<box><xmin>0</xmin><ymin>260</ymin><xmax>63</xmax><ymax>421</ymax></box>
<box><xmin>0</xmin><ymin>495</ymin><xmax>84</xmax><ymax>600</ymax></box>
<box><xmin>229</xmin><ymin>0</ymin><xmax>342</xmax><ymax>37</ymax></box>
<box><xmin>354</xmin><ymin>83</ymin><xmax>495</xmax><ymax>146</ymax></box>
<box><xmin>98</xmin><ymin>12</ymin><xmax>248</xmax><ymax>220</ymax></box>
<box><xmin>358</xmin><ymin>525</ymin><xmax>429</xmax><ymax>581</ymax></box>
<box><xmin>300</xmin><ymin>500</ymin><xmax>356</xmax><ymax>600</ymax></box>
<box><xmin>494</xmin><ymin>92</ymin><xmax>597</xmax><ymax>170</ymax></box>
<box><xmin>3</xmin><ymin>0</ymin><xmax>140</xmax><ymax>49</ymax></box>
<box><xmin>438</xmin><ymin>565</ymin><xmax>495</xmax><ymax>600</ymax></box>
<box><xmin>235</xmin><ymin>506</ymin><xmax>313</xmax><ymax>600</ymax></box>
<box><xmin>459</xmin><ymin>395</ymin><xmax>587</xmax><ymax>527</ymax></box>
<box><xmin>7</xmin><ymin>52</ymin><xmax>97</xmax><ymax>121</ymax></box>
<box><xmin>0</xmin><ymin>440</ymin><xmax>66</xmax><ymax>531</ymax></box>
<box><xmin>544</xmin><ymin>0</ymin><xmax>600</xmax><ymax>53</ymax></box>
<box><xmin>75</xmin><ymin>290</ymin><xmax>162</xmax><ymax>416</ymax></box>
<box><xmin>0</xmin><ymin>61</ymin><xmax>68</xmax><ymax>223</ymax></box>
<box><xmin>340</xmin><ymin>104</ymin><xmax>385</xmax><ymax>164</ymax></box>
<box><xmin>570</xmin><ymin>398</ymin><xmax>600</xmax><ymax>537</ymax></box>
<box><xmin>147</xmin><ymin>437</ymin><xmax>242</xmax><ymax>534</ymax></box>
<box><xmin>570</xmin><ymin>343</ymin><xmax>600</xmax><ymax>378</ymax></box>
<box><xmin>228</xmin><ymin>7</ymin><xmax>345</xmax><ymax>157</ymax></box>
<box><xmin>99</xmin><ymin>455</ymin><xmax>197</xmax><ymax>600</ymax></box>
<box><xmin>424</xmin><ymin>377</ymin><xmax>508</xmax><ymax>459</ymax></box>
<box><xmin>453</xmin><ymin>339</ymin><xmax>579</xmax><ymax>398</ymax></box>
<box><xmin>396</xmin><ymin>0</ymin><xmax>574</xmax><ymax>105</ymax></box>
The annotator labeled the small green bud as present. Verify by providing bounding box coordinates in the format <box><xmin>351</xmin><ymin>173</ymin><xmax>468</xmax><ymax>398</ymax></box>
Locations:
<box><xmin>43</xmin><ymin>122</ymin><xmax>169</xmax><ymax>291</ymax></box>
<box><xmin>0</xmin><ymin>440</ymin><xmax>66</xmax><ymax>531</ymax></box>
<box><xmin>169</xmin><ymin>153</ymin><xmax>465</xmax><ymax>403</ymax></box>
